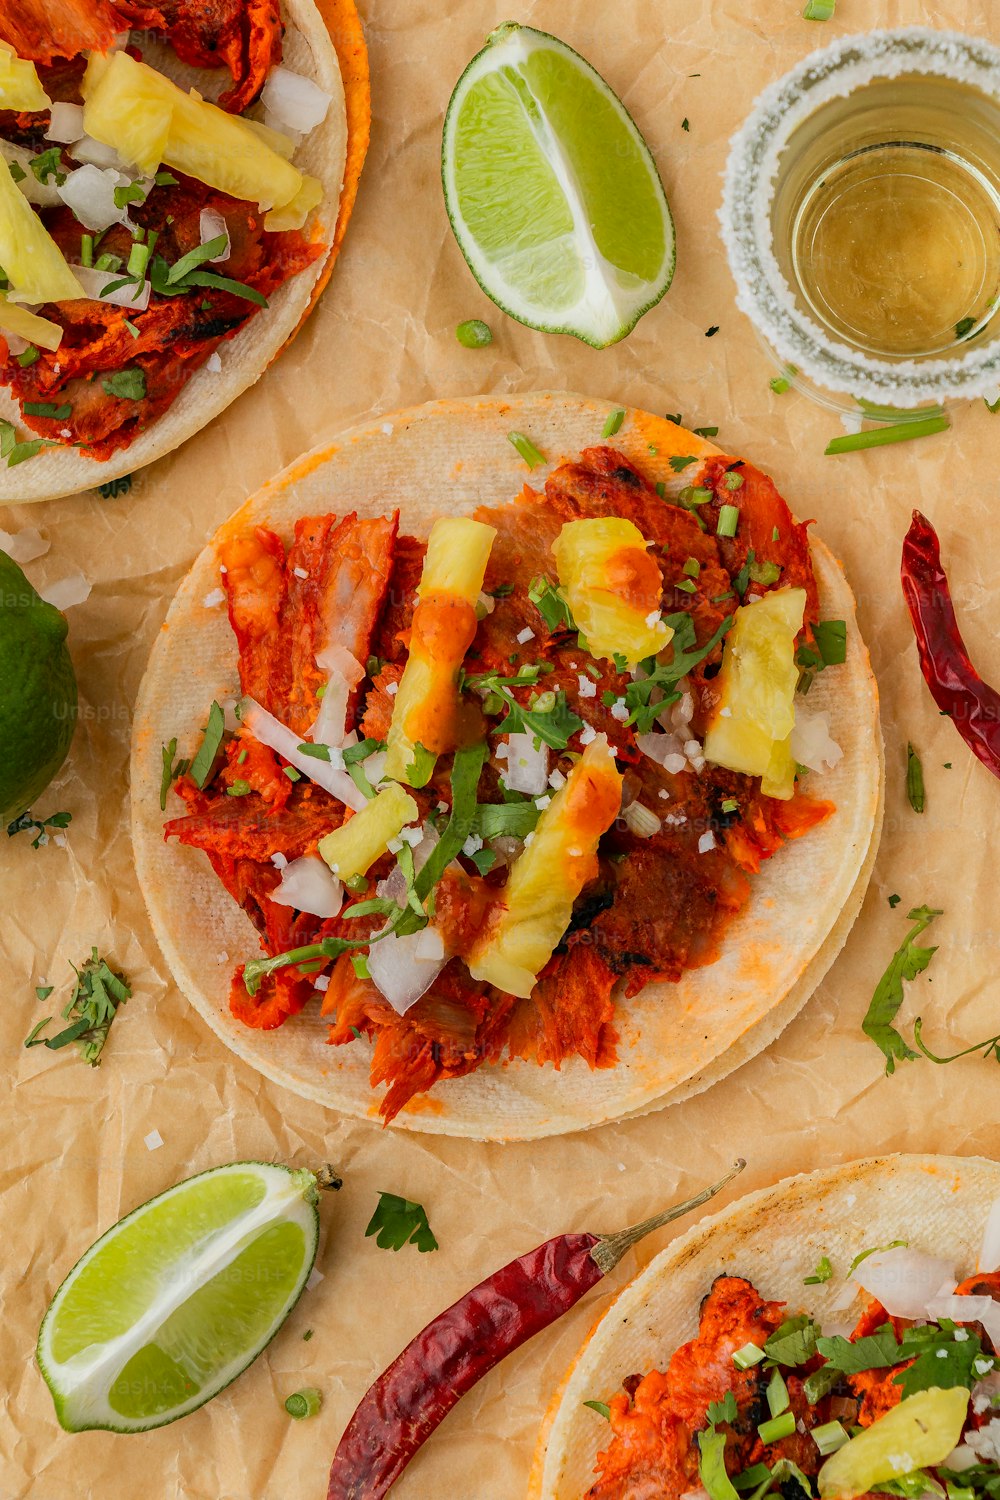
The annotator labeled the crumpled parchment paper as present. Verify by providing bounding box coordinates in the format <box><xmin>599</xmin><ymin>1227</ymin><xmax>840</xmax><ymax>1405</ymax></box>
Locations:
<box><xmin>3</xmin><ymin>1</ymin><xmax>1000</xmax><ymax>1497</ymax></box>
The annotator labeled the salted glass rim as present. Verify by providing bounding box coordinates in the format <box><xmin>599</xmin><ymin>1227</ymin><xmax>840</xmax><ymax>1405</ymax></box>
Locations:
<box><xmin>719</xmin><ymin>26</ymin><xmax>1000</xmax><ymax>406</ymax></box>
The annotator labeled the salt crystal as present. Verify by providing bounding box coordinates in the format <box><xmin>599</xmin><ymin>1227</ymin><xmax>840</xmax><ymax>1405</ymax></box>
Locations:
<box><xmin>386</xmin><ymin>681</ymin><xmax>398</xmax><ymax>696</ymax></box>
<box><xmin>202</xmin><ymin>587</ymin><xmax>225</xmax><ymax>608</ymax></box>
<box><xmin>314</xmin><ymin>974</ymin><xmax>330</xmax><ymax>992</ymax></box>
<box><xmin>381</xmin><ymin>422</ymin><xmax>393</xmax><ymax>435</ymax></box>
<box><xmin>216</xmin><ymin>951</ymin><xmax>229</xmax><ymax>964</ymax></box>
<box><xmin>293</xmin><ymin>566</ymin><xmax>308</xmax><ymax>579</ymax></box>
<box><xmin>144</xmin><ymin>1129</ymin><xmax>164</xmax><ymax>1151</ymax></box>
<box><xmin>206</xmin><ymin>351</ymin><xmax>222</xmax><ymax>373</ymax></box>
<box><xmin>306</xmin><ymin>1267</ymin><xmax>325</xmax><ymax>1289</ymax></box>
<box><xmin>698</xmin><ymin>831</ymin><xmax>717</xmax><ymax>853</ymax></box>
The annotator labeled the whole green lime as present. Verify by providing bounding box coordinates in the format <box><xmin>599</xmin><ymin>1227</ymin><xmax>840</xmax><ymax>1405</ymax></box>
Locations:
<box><xmin>0</xmin><ymin>549</ymin><xmax>77</xmax><ymax>825</ymax></box>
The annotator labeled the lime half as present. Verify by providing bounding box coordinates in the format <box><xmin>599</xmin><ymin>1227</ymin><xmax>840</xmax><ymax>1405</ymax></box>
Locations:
<box><xmin>37</xmin><ymin>1162</ymin><xmax>320</xmax><ymax>1433</ymax></box>
<box><xmin>442</xmin><ymin>22</ymin><xmax>675</xmax><ymax>348</ymax></box>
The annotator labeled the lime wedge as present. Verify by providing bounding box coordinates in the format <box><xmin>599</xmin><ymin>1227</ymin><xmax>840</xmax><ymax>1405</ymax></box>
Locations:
<box><xmin>37</xmin><ymin>1161</ymin><xmax>320</xmax><ymax>1433</ymax></box>
<box><xmin>442</xmin><ymin>22</ymin><xmax>675</xmax><ymax>348</ymax></box>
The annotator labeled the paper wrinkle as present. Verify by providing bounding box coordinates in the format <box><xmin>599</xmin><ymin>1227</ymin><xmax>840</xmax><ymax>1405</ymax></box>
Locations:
<box><xmin>2</xmin><ymin>0</ymin><xmax>1000</xmax><ymax>1495</ymax></box>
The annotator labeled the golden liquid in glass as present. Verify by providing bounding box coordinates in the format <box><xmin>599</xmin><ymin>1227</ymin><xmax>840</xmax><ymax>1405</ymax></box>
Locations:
<box><xmin>773</xmin><ymin>75</ymin><xmax>1000</xmax><ymax>360</ymax></box>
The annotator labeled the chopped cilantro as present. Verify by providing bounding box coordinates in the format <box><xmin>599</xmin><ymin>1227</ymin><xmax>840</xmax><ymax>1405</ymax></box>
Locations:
<box><xmin>706</xmin><ymin>1391</ymin><xmax>739</xmax><ymax>1426</ymax></box>
<box><xmin>404</xmin><ymin>742</ymin><xmax>437</xmax><ymax>789</ymax></box>
<box><xmin>469</xmin><ymin>847</ymin><xmax>497</xmax><ymax>875</ymax></box>
<box><xmin>23</xmin><ymin>401</ymin><xmax>71</xmax><ymax>420</ymax></box>
<box><xmin>895</xmin><ymin>1323</ymin><xmax>990</xmax><ymax>1397</ymax></box>
<box><xmin>23</xmin><ymin>948</ymin><xmax>131</xmax><ymax>1065</ymax></box>
<box><xmin>102</xmin><ymin>368</ymin><xmax>147</xmax><ymax>402</ymax></box>
<box><xmin>583</xmin><ymin>1399</ymin><xmax>611</xmax><ymax>1419</ymax></box>
<box><xmin>693</xmin><ymin>425</ymin><xmax>719</xmax><ymax>438</ymax></box>
<box><xmin>365</xmin><ymin>1191</ymin><xmax>438</xmax><ymax>1252</ymax></box>
<box><xmin>0</xmin><ymin>417</ymin><xmax>57</xmax><ymax>466</ymax></box>
<box><xmin>849</xmin><ymin>1240</ymin><xmax>908</xmax><ymax>1274</ymax></box>
<box><xmin>764</xmin><ymin>1314</ymin><xmax>819</xmax><ymax>1367</ymax></box>
<box><xmin>7</xmin><ymin>808</ymin><xmax>72</xmax><ymax>848</ymax></box>
<box><xmin>529</xmin><ymin>575</ymin><xmax>575</xmax><ymax>631</ymax></box>
<box><xmin>189</xmin><ymin>701</ymin><xmax>226</xmax><ymax>788</ymax></box>
<box><xmin>30</xmin><ymin>147</ymin><xmax>66</xmax><ymax>186</ymax></box>
<box><xmin>669</xmin><ymin>454</ymin><xmax>698</xmax><ymax>472</ymax></box>
<box><xmin>706</xmin><ymin>325</ymin><xmax>720</xmax><ymax>337</ymax></box>
<box><xmin>681</xmin><ymin>116</ymin><xmax>690</xmax><ymax>131</ymax></box>
<box><xmin>888</xmin><ymin>893</ymin><xmax>901</xmax><ymax>908</ymax></box>
<box><xmin>159</xmin><ymin>737</ymin><xmax>189</xmax><ymax>810</ymax></box>
<box><xmin>473</xmin><ymin>800</ymin><xmax>540</xmax><ymax>840</ymax></box>
<box><xmin>621</xmin><ymin>614</ymin><xmax>733</xmax><ymax>733</ymax></box>
<box><xmin>862</xmin><ymin>906</ymin><xmax>942</xmax><ymax>1073</ymax></box>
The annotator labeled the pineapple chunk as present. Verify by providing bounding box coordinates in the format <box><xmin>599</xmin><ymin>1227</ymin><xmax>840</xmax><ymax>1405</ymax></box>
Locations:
<box><xmin>317</xmin><ymin>782</ymin><xmax>418</xmax><ymax>884</ymax></box>
<box><xmin>0</xmin><ymin>161</ymin><xmax>85</xmax><ymax>306</ymax></box>
<box><xmin>82</xmin><ymin>51</ymin><xmax>319</xmax><ymax>223</ymax></box>
<box><xmin>384</xmin><ymin>517</ymin><xmax>497</xmax><ymax>785</ymax></box>
<box><xmin>818</xmin><ymin>1388</ymin><xmax>968</xmax><ymax>1499</ymax></box>
<box><xmin>0</xmin><ymin>299</ymin><xmax>63</xmax><ymax>352</ymax></box>
<box><xmin>702</xmin><ymin>588</ymin><xmax>806</xmax><ymax>801</ymax></box>
<box><xmin>467</xmin><ymin>735</ymin><xmax>623</xmax><ymax>998</ymax></box>
<box><xmin>0</xmin><ymin>44</ymin><xmax>51</xmax><ymax>113</ymax></box>
<box><xmin>552</xmin><ymin>517</ymin><xmax>671</xmax><ymax>666</ymax></box>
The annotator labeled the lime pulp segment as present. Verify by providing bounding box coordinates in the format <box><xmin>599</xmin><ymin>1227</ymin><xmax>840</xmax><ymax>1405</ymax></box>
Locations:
<box><xmin>442</xmin><ymin>23</ymin><xmax>675</xmax><ymax>347</ymax></box>
<box><xmin>37</xmin><ymin>1161</ymin><xmax>319</xmax><ymax>1433</ymax></box>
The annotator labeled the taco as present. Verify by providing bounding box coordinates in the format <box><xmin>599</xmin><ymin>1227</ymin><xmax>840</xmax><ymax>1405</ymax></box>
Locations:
<box><xmin>130</xmin><ymin>393</ymin><xmax>883</xmax><ymax>1139</ymax></box>
<box><xmin>530</xmin><ymin>1153</ymin><xmax>1000</xmax><ymax>1500</ymax></box>
<box><xmin>0</xmin><ymin>0</ymin><xmax>369</xmax><ymax>502</ymax></box>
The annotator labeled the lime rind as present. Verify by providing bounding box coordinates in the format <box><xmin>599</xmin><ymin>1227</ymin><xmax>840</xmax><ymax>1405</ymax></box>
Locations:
<box><xmin>36</xmin><ymin>1161</ymin><xmax>319</xmax><ymax>1434</ymax></box>
<box><xmin>442</xmin><ymin>22</ymin><xmax>675</xmax><ymax>348</ymax></box>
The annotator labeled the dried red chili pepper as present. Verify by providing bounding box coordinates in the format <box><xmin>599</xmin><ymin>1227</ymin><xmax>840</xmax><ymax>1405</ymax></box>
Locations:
<box><xmin>326</xmin><ymin>1160</ymin><xmax>745</xmax><ymax>1500</ymax></box>
<box><xmin>902</xmin><ymin>510</ymin><xmax>1000</xmax><ymax>779</ymax></box>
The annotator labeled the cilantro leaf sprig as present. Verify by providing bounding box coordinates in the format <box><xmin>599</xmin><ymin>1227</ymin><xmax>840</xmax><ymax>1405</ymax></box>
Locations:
<box><xmin>7</xmin><ymin>809</ymin><xmax>72</xmax><ymax>848</ymax></box>
<box><xmin>24</xmin><ymin>949</ymin><xmax>131</xmax><ymax>1065</ymax></box>
<box><xmin>624</xmin><ymin>613</ymin><xmax>733</xmax><ymax>734</ymax></box>
<box><xmin>862</xmin><ymin>905</ymin><xmax>943</xmax><ymax>1074</ymax></box>
<box><xmin>528</xmin><ymin>575</ymin><xmax>575</xmax><ymax>632</ymax></box>
<box><xmin>465</xmin><ymin>666</ymin><xmax>583</xmax><ymax>750</ymax></box>
<box><xmin>365</xmin><ymin>1191</ymin><xmax>438</xmax><ymax>1253</ymax></box>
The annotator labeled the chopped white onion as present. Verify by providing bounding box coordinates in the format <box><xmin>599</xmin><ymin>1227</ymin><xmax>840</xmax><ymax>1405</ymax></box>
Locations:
<box><xmin>636</xmin><ymin>730</ymin><xmax>687</xmax><ymax>774</ymax></box>
<box><xmin>965</xmin><ymin>1420</ymin><xmax>1000</xmax><ymax>1466</ymax></box>
<box><xmin>502</xmin><ymin>733</ymin><xmax>549</xmax><ymax>795</ymax></box>
<box><xmin>624</xmin><ymin>801</ymin><xmax>661</xmax><ymax>838</ymax></box>
<box><xmin>367</xmin><ymin>923</ymin><xmax>447</xmax><ymax>1015</ymax></box>
<box><xmin>261</xmin><ymin>66</ymin><xmax>332</xmax><ymax>133</ymax></box>
<box><xmin>56</xmin><ymin>164</ymin><xmax>131</xmax><ymax>233</ymax></box>
<box><xmin>199</xmin><ymin>207</ymin><xmax>231</xmax><ymax>262</ymax></box>
<box><xmin>854</xmin><ymin>1246</ymin><xmax>956</xmax><ymax>1319</ymax></box>
<box><xmin>0</xmin><ymin>525</ymin><xmax>48</xmax><ymax>564</ymax></box>
<box><xmin>67</xmin><ymin>263</ymin><xmax>151</xmax><ymax>311</ymax></box>
<box><xmin>68</xmin><ymin>134</ymin><xmax>126</xmax><ymax>171</ymax></box>
<box><xmin>945</xmin><ymin>1446</ymin><xmax>982</xmax><ymax>1473</ymax></box>
<box><xmin>363</xmin><ymin>749</ymin><xmax>387</xmax><ymax>788</ymax></box>
<box><xmin>270</xmin><ymin>854</ymin><xmax>343</xmax><ymax>918</ymax></box>
<box><xmin>238</xmin><ymin>696</ymin><xmax>367</xmax><ymax>811</ymax></box>
<box><xmin>310</xmin><ymin>644</ymin><xmax>365</xmax><ymax>748</ymax></box>
<box><xmin>39</xmin><ymin>570</ymin><xmax>91</xmax><ymax>610</ymax></box>
<box><xmin>980</xmin><ymin>1195</ymin><xmax>1000</xmax><ymax>1273</ymax></box>
<box><xmin>46</xmin><ymin>103</ymin><xmax>85</xmax><ymax>143</ymax></box>
<box><xmin>790</xmin><ymin>705</ymin><xmax>844</xmax><ymax>775</ymax></box>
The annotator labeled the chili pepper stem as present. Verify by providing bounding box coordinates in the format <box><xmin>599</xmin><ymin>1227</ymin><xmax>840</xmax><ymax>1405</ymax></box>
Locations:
<box><xmin>590</xmin><ymin>1159</ymin><xmax>746</xmax><ymax>1274</ymax></box>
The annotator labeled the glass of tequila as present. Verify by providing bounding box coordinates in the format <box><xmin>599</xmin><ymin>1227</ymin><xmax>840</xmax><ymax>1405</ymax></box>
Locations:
<box><xmin>720</xmin><ymin>28</ymin><xmax>1000</xmax><ymax>412</ymax></box>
